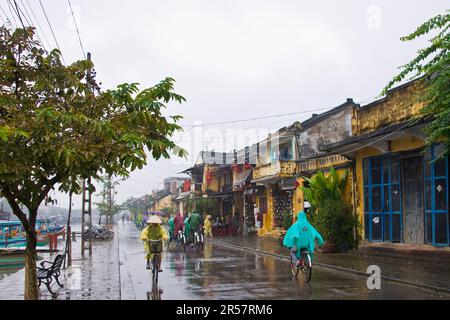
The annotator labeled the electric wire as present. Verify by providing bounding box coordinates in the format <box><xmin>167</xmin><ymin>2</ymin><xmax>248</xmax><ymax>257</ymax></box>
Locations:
<box><xmin>6</xmin><ymin>0</ymin><xmax>18</xmax><ymax>27</ymax></box>
<box><xmin>18</xmin><ymin>0</ymin><xmax>48</xmax><ymax>49</ymax></box>
<box><xmin>24</xmin><ymin>0</ymin><xmax>51</xmax><ymax>49</ymax></box>
<box><xmin>182</xmin><ymin>107</ymin><xmax>331</xmax><ymax>129</ymax></box>
<box><xmin>67</xmin><ymin>0</ymin><xmax>86</xmax><ymax>59</ymax></box>
<box><xmin>11</xmin><ymin>0</ymin><xmax>46</xmax><ymax>50</ymax></box>
<box><xmin>38</xmin><ymin>0</ymin><xmax>66</xmax><ymax>64</ymax></box>
<box><xmin>0</xmin><ymin>6</ymin><xmax>13</xmax><ymax>28</ymax></box>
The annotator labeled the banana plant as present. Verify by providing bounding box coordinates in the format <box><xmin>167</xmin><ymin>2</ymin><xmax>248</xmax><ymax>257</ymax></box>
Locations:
<box><xmin>301</xmin><ymin>166</ymin><xmax>349</xmax><ymax>213</ymax></box>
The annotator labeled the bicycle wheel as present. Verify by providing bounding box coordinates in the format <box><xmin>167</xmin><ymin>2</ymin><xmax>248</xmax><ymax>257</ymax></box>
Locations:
<box><xmin>290</xmin><ymin>256</ymin><xmax>299</xmax><ymax>278</ymax></box>
<box><xmin>194</xmin><ymin>233</ymin><xmax>199</xmax><ymax>253</ymax></box>
<box><xmin>301</xmin><ymin>251</ymin><xmax>312</xmax><ymax>282</ymax></box>
<box><xmin>200</xmin><ymin>234</ymin><xmax>204</xmax><ymax>250</ymax></box>
<box><xmin>181</xmin><ymin>235</ymin><xmax>186</xmax><ymax>252</ymax></box>
<box><xmin>152</xmin><ymin>255</ymin><xmax>158</xmax><ymax>286</ymax></box>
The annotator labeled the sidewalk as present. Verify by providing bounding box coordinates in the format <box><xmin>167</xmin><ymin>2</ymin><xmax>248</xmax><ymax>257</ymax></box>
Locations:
<box><xmin>0</xmin><ymin>225</ymin><xmax>121</xmax><ymax>300</ymax></box>
<box><xmin>209</xmin><ymin>236</ymin><xmax>450</xmax><ymax>294</ymax></box>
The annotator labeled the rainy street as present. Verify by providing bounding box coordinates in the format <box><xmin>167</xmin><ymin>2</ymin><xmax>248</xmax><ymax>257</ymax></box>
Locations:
<box><xmin>118</xmin><ymin>222</ymin><xmax>450</xmax><ymax>300</ymax></box>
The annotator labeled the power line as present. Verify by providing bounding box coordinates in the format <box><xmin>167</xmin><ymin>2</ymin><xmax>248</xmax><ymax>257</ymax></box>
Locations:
<box><xmin>0</xmin><ymin>6</ymin><xmax>14</xmax><ymax>28</ymax></box>
<box><xmin>11</xmin><ymin>0</ymin><xmax>46</xmax><ymax>49</ymax></box>
<box><xmin>18</xmin><ymin>0</ymin><xmax>48</xmax><ymax>50</ymax></box>
<box><xmin>24</xmin><ymin>0</ymin><xmax>51</xmax><ymax>49</ymax></box>
<box><xmin>183</xmin><ymin>107</ymin><xmax>332</xmax><ymax>129</ymax></box>
<box><xmin>38</xmin><ymin>0</ymin><xmax>66</xmax><ymax>64</ymax></box>
<box><xmin>6</xmin><ymin>0</ymin><xmax>18</xmax><ymax>27</ymax></box>
<box><xmin>67</xmin><ymin>0</ymin><xmax>86</xmax><ymax>59</ymax></box>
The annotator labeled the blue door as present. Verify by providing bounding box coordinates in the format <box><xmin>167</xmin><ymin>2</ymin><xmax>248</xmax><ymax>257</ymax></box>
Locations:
<box><xmin>424</xmin><ymin>145</ymin><xmax>449</xmax><ymax>246</ymax></box>
<box><xmin>363</xmin><ymin>155</ymin><xmax>402</xmax><ymax>242</ymax></box>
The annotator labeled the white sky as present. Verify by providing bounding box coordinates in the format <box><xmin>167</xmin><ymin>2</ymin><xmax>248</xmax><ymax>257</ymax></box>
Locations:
<box><xmin>2</xmin><ymin>0</ymin><xmax>448</xmax><ymax>209</ymax></box>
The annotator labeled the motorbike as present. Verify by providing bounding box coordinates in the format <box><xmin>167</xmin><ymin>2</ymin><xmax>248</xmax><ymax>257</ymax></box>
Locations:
<box><xmin>82</xmin><ymin>224</ymin><xmax>114</xmax><ymax>241</ymax></box>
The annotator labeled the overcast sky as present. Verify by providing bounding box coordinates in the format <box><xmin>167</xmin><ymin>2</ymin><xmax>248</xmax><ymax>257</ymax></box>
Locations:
<box><xmin>2</xmin><ymin>0</ymin><xmax>448</xmax><ymax>209</ymax></box>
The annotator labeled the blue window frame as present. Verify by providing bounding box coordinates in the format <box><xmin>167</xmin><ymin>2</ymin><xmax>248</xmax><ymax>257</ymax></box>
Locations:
<box><xmin>424</xmin><ymin>145</ymin><xmax>449</xmax><ymax>246</ymax></box>
<box><xmin>363</xmin><ymin>155</ymin><xmax>402</xmax><ymax>242</ymax></box>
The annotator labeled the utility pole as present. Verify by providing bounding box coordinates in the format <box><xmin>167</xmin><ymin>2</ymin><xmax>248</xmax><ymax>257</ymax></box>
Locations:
<box><xmin>81</xmin><ymin>178</ymin><xmax>93</xmax><ymax>257</ymax></box>
<box><xmin>107</xmin><ymin>176</ymin><xmax>112</xmax><ymax>227</ymax></box>
<box><xmin>81</xmin><ymin>52</ymin><xmax>93</xmax><ymax>257</ymax></box>
<box><xmin>64</xmin><ymin>192</ymin><xmax>73</xmax><ymax>268</ymax></box>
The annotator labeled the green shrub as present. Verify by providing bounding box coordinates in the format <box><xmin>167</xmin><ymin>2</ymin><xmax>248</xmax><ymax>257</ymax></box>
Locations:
<box><xmin>310</xmin><ymin>199</ymin><xmax>359</xmax><ymax>248</ymax></box>
<box><xmin>282</xmin><ymin>209</ymin><xmax>293</xmax><ymax>230</ymax></box>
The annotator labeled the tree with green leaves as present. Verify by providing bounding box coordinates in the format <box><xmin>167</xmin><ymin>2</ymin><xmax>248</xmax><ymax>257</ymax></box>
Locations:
<box><xmin>0</xmin><ymin>27</ymin><xmax>186</xmax><ymax>299</ymax></box>
<box><xmin>383</xmin><ymin>10</ymin><xmax>450</xmax><ymax>155</ymax></box>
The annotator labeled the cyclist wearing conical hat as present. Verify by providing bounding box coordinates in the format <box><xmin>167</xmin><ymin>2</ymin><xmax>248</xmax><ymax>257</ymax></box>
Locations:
<box><xmin>140</xmin><ymin>215</ymin><xmax>168</xmax><ymax>271</ymax></box>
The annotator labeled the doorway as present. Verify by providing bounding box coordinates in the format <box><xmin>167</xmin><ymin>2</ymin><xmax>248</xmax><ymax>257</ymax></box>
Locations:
<box><xmin>402</xmin><ymin>157</ymin><xmax>424</xmax><ymax>244</ymax></box>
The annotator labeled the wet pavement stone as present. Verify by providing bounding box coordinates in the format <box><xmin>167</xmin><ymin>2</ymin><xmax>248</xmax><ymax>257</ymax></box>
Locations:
<box><xmin>0</xmin><ymin>225</ymin><xmax>121</xmax><ymax>300</ymax></box>
<box><xmin>210</xmin><ymin>235</ymin><xmax>450</xmax><ymax>294</ymax></box>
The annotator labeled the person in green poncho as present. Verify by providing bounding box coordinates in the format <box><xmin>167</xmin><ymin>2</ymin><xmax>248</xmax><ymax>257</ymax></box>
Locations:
<box><xmin>188</xmin><ymin>211</ymin><xmax>202</xmax><ymax>243</ymax></box>
<box><xmin>168</xmin><ymin>216</ymin><xmax>175</xmax><ymax>240</ymax></box>
<box><xmin>184</xmin><ymin>214</ymin><xmax>191</xmax><ymax>242</ymax></box>
<box><xmin>283</xmin><ymin>210</ymin><xmax>324</xmax><ymax>263</ymax></box>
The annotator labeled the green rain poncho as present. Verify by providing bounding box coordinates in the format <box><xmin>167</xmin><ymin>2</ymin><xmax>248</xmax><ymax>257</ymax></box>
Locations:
<box><xmin>283</xmin><ymin>211</ymin><xmax>324</xmax><ymax>259</ymax></box>
<box><xmin>184</xmin><ymin>216</ymin><xmax>190</xmax><ymax>236</ymax></box>
<box><xmin>168</xmin><ymin>217</ymin><xmax>175</xmax><ymax>237</ymax></box>
<box><xmin>189</xmin><ymin>212</ymin><xmax>202</xmax><ymax>231</ymax></box>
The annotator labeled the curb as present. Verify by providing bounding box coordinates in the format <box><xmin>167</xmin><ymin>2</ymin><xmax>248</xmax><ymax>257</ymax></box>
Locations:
<box><xmin>209</xmin><ymin>239</ymin><xmax>450</xmax><ymax>296</ymax></box>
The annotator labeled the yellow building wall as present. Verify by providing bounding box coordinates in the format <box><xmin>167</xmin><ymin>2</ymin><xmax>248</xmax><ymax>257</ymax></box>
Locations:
<box><xmin>256</xmin><ymin>188</ymin><xmax>274</xmax><ymax>236</ymax></box>
<box><xmin>155</xmin><ymin>195</ymin><xmax>174</xmax><ymax>212</ymax></box>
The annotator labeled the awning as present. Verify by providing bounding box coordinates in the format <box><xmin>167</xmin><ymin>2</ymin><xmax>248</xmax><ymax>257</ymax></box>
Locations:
<box><xmin>175</xmin><ymin>192</ymin><xmax>190</xmax><ymax>201</ymax></box>
<box><xmin>233</xmin><ymin>171</ymin><xmax>252</xmax><ymax>189</ymax></box>
<box><xmin>251</xmin><ymin>175</ymin><xmax>282</xmax><ymax>185</ymax></box>
<box><xmin>321</xmin><ymin>117</ymin><xmax>432</xmax><ymax>158</ymax></box>
<box><xmin>279</xmin><ymin>177</ymin><xmax>298</xmax><ymax>190</ymax></box>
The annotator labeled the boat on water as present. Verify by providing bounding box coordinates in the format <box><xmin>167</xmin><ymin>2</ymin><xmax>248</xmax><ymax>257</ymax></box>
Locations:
<box><xmin>0</xmin><ymin>219</ymin><xmax>64</xmax><ymax>249</ymax></box>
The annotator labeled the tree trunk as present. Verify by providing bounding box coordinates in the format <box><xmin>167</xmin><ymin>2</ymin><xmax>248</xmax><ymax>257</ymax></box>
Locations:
<box><xmin>24</xmin><ymin>231</ymin><xmax>39</xmax><ymax>300</ymax></box>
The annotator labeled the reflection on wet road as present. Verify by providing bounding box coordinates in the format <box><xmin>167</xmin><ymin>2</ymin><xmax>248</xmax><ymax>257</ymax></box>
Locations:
<box><xmin>119</xmin><ymin>222</ymin><xmax>450</xmax><ymax>300</ymax></box>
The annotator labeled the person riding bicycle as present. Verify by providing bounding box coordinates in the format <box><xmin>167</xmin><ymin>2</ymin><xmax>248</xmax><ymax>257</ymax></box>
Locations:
<box><xmin>188</xmin><ymin>210</ymin><xmax>202</xmax><ymax>246</ymax></box>
<box><xmin>168</xmin><ymin>215</ymin><xmax>175</xmax><ymax>240</ymax></box>
<box><xmin>184</xmin><ymin>213</ymin><xmax>191</xmax><ymax>242</ymax></box>
<box><xmin>140</xmin><ymin>215</ymin><xmax>168</xmax><ymax>272</ymax></box>
<box><xmin>283</xmin><ymin>208</ymin><xmax>324</xmax><ymax>266</ymax></box>
<box><xmin>174</xmin><ymin>212</ymin><xmax>184</xmax><ymax>237</ymax></box>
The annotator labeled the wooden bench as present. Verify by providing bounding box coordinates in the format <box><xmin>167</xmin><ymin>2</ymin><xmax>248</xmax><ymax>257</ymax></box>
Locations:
<box><xmin>37</xmin><ymin>253</ymin><xmax>65</xmax><ymax>294</ymax></box>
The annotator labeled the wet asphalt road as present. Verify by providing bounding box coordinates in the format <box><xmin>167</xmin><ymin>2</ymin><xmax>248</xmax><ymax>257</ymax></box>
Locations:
<box><xmin>118</xmin><ymin>222</ymin><xmax>450</xmax><ymax>300</ymax></box>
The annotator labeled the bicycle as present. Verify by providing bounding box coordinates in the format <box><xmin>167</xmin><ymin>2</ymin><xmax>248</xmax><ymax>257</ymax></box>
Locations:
<box><xmin>290</xmin><ymin>249</ymin><xmax>312</xmax><ymax>282</ymax></box>
<box><xmin>177</xmin><ymin>230</ymin><xmax>187</xmax><ymax>252</ymax></box>
<box><xmin>193</xmin><ymin>229</ymin><xmax>204</xmax><ymax>253</ymax></box>
<box><xmin>147</xmin><ymin>239</ymin><xmax>163</xmax><ymax>286</ymax></box>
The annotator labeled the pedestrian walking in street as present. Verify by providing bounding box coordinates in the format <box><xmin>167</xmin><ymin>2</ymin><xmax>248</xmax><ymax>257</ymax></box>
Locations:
<box><xmin>140</xmin><ymin>215</ymin><xmax>168</xmax><ymax>271</ymax></box>
<box><xmin>203</xmin><ymin>215</ymin><xmax>212</xmax><ymax>238</ymax></box>
<box><xmin>254</xmin><ymin>204</ymin><xmax>262</xmax><ymax>229</ymax></box>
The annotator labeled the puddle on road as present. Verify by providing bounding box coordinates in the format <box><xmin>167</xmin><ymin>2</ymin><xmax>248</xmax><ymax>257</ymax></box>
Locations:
<box><xmin>64</xmin><ymin>267</ymin><xmax>81</xmax><ymax>290</ymax></box>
